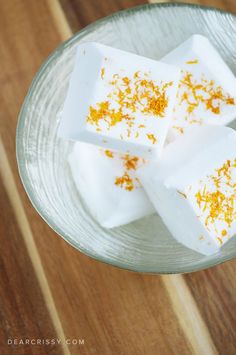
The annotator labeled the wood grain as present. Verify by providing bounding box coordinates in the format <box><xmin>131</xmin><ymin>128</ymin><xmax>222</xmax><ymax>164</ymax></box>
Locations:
<box><xmin>59</xmin><ymin>0</ymin><xmax>147</xmax><ymax>32</ymax></box>
<box><xmin>0</xmin><ymin>0</ymin><xmax>191</xmax><ymax>354</ymax></box>
<box><xmin>0</xmin><ymin>0</ymin><xmax>236</xmax><ymax>354</ymax></box>
<box><xmin>184</xmin><ymin>262</ymin><xmax>236</xmax><ymax>355</ymax></box>
<box><xmin>0</xmin><ymin>140</ymin><xmax>69</xmax><ymax>355</ymax></box>
<box><xmin>0</xmin><ymin>179</ymin><xmax>62</xmax><ymax>355</ymax></box>
<box><xmin>150</xmin><ymin>0</ymin><xmax>236</xmax><ymax>14</ymax></box>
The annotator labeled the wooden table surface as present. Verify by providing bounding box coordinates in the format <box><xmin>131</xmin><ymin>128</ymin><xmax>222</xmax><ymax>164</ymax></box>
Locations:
<box><xmin>0</xmin><ymin>0</ymin><xmax>236</xmax><ymax>354</ymax></box>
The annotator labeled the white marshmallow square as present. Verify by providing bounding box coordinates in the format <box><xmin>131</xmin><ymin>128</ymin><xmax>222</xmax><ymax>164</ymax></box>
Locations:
<box><xmin>138</xmin><ymin>125</ymin><xmax>236</xmax><ymax>255</ymax></box>
<box><xmin>161</xmin><ymin>35</ymin><xmax>236</xmax><ymax>140</ymax></box>
<box><xmin>68</xmin><ymin>142</ymin><xmax>154</xmax><ymax>228</ymax></box>
<box><xmin>59</xmin><ymin>42</ymin><xmax>180</xmax><ymax>158</ymax></box>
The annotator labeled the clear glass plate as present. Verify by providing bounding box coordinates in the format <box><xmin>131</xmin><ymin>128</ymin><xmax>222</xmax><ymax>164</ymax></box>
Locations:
<box><xmin>16</xmin><ymin>3</ymin><xmax>236</xmax><ymax>273</ymax></box>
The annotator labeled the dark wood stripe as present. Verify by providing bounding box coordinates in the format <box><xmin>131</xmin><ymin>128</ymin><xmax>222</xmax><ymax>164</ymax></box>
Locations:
<box><xmin>0</xmin><ymin>179</ymin><xmax>63</xmax><ymax>355</ymax></box>
<box><xmin>150</xmin><ymin>0</ymin><xmax>236</xmax><ymax>14</ymax></box>
<box><xmin>184</xmin><ymin>261</ymin><xmax>236</xmax><ymax>355</ymax></box>
<box><xmin>59</xmin><ymin>0</ymin><xmax>148</xmax><ymax>32</ymax></box>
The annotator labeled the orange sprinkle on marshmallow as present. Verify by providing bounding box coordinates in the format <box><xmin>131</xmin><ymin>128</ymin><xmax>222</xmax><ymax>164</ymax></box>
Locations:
<box><xmin>104</xmin><ymin>150</ymin><xmax>114</xmax><ymax>158</ymax></box>
<box><xmin>195</xmin><ymin>158</ymin><xmax>236</xmax><ymax>239</ymax></box>
<box><xmin>221</xmin><ymin>229</ymin><xmax>227</xmax><ymax>237</ymax></box>
<box><xmin>101</xmin><ymin>67</ymin><xmax>105</xmax><ymax>79</ymax></box>
<box><xmin>115</xmin><ymin>172</ymin><xmax>134</xmax><ymax>191</ymax></box>
<box><xmin>177</xmin><ymin>190</ymin><xmax>187</xmax><ymax>198</ymax></box>
<box><xmin>122</xmin><ymin>155</ymin><xmax>139</xmax><ymax>171</ymax></box>
<box><xmin>86</xmin><ymin>71</ymin><xmax>172</xmax><ymax>131</ymax></box>
<box><xmin>177</xmin><ymin>71</ymin><xmax>235</xmax><ymax>118</ymax></box>
<box><xmin>186</xmin><ymin>59</ymin><xmax>199</xmax><ymax>65</ymax></box>
<box><xmin>146</xmin><ymin>133</ymin><xmax>157</xmax><ymax>144</ymax></box>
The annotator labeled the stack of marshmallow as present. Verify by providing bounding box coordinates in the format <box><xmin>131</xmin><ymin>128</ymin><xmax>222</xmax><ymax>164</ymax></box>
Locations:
<box><xmin>59</xmin><ymin>35</ymin><xmax>236</xmax><ymax>256</ymax></box>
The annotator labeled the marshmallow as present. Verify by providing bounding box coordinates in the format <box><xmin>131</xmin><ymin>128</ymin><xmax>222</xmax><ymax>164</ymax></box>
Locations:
<box><xmin>162</xmin><ymin>35</ymin><xmax>236</xmax><ymax>140</ymax></box>
<box><xmin>59</xmin><ymin>42</ymin><xmax>180</xmax><ymax>158</ymax></box>
<box><xmin>138</xmin><ymin>126</ymin><xmax>236</xmax><ymax>255</ymax></box>
<box><xmin>68</xmin><ymin>142</ymin><xmax>154</xmax><ymax>228</ymax></box>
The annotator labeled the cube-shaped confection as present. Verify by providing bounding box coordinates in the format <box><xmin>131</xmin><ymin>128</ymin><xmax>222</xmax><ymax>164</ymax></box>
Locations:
<box><xmin>68</xmin><ymin>142</ymin><xmax>154</xmax><ymax>228</ymax></box>
<box><xmin>138</xmin><ymin>125</ymin><xmax>236</xmax><ymax>255</ymax></box>
<box><xmin>59</xmin><ymin>42</ymin><xmax>180</xmax><ymax>158</ymax></box>
<box><xmin>161</xmin><ymin>35</ymin><xmax>236</xmax><ymax>140</ymax></box>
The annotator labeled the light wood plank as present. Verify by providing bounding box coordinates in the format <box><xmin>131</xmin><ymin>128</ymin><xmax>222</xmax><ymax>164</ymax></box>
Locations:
<box><xmin>163</xmin><ymin>275</ymin><xmax>218</xmax><ymax>355</ymax></box>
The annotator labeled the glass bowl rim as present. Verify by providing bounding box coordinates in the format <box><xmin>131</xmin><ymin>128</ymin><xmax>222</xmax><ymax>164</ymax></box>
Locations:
<box><xmin>16</xmin><ymin>2</ymin><xmax>236</xmax><ymax>274</ymax></box>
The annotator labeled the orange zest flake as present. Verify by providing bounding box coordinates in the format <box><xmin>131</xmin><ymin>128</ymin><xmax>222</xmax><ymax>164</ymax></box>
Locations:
<box><xmin>101</xmin><ymin>67</ymin><xmax>105</xmax><ymax>79</ymax></box>
<box><xmin>87</xmin><ymin>101</ymin><xmax>126</xmax><ymax>127</ymax></box>
<box><xmin>226</xmin><ymin>97</ymin><xmax>235</xmax><ymax>105</ymax></box>
<box><xmin>199</xmin><ymin>235</ymin><xmax>205</xmax><ymax>241</ymax></box>
<box><xmin>126</xmin><ymin>121</ymin><xmax>134</xmax><ymax>128</ymax></box>
<box><xmin>217</xmin><ymin>237</ymin><xmax>223</xmax><ymax>245</ymax></box>
<box><xmin>188</xmin><ymin>118</ymin><xmax>202</xmax><ymax>125</ymax></box>
<box><xmin>104</xmin><ymin>149</ymin><xmax>114</xmax><ymax>158</ymax></box>
<box><xmin>177</xmin><ymin>190</ymin><xmax>187</xmax><ymax>198</ymax></box>
<box><xmin>87</xmin><ymin>101</ymin><xmax>109</xmax><ymax>125</ymax></box>
<box><xmin>195</xmin><ymin>158</ymin><xmax>236</xmax><ymax>234</ymax></box>
<box><xmin>102</xmin><ymin>147</ymin><xmax>144</xmax><ymax>192</ymax></box>
<box><xmin>221</xmin><ymin>229</ymin><xmax>227</xmax><ymax>237</ymax></box>
<box><xmin>173</xmin><ymin>126</ymin><xmax>184</xmax><ymax>134</ymax></box>
<box><xmin>178</xmin><ymin>71</ymin><xmax>235</xmax><ymax>117</ymax></box>
<box><xmin>122</xmin><ymin>76</ymin><xmax>130</xmax><ymax>85</ymax></box>
<box><xmin>122</xmin><ymin>155</ymin><xmax>139</xmax><ymax>171</ymax></box>
<box><xmin>142</xmin><ymin>94</ymin><xmax>168</xmax><ymax>116</ymax></box>
<box><xmin>186</xmin><ymin>59</ymin><xmax>199</xmax><ymax>65</ymax></box>
<box><xmin>113</xmin><ymin>154</ymin><xmax>144</xmax><ymax>192</ymax></box>
<box><xmin>86</xmin><ymin>71</ymin><xmax>172</xmax><ymax>131</ymax></box>
<box><xmin>138</xmin><ymin>124</ymin><xmax>146</xmax><ymax>129</ymax></box>
<box><xmin>115</xmin><ymin>172</ymin><xmax>134</xmax><ymax>191</ymax></box>
<box><xmin>146</xmin><ymin>133</ymin><xmax>157</xmax><ymax>144</ymax></box>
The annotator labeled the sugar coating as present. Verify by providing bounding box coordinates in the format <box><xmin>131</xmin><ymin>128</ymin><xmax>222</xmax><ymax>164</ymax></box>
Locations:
<box><xmin>68</xmin><ymin>142</ymin><xmax>154</xmax><ymax>228</ymax></box>
<box><xmin>138</xmin><ymin>125</ymin><xmax>236</xmax><ymax>255</ymax></box>
<box><xmin>59</xmin><ymin>42</ymin><xmax>180</xmax><ymax>158</ymax></box>
<box><xmin>161</xmin><ymin>35</ymin><xmax>236</xmax><ymax>140</ymax></box>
